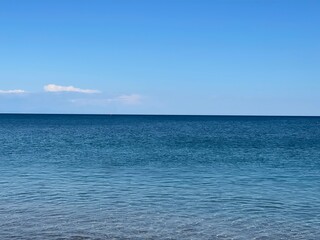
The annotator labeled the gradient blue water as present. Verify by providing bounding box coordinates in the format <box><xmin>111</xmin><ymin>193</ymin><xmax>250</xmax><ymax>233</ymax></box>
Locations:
<box><xmin>0</xmin><ymin>115</ymin><xmax>319</xmax><ymax>239</ymax></box>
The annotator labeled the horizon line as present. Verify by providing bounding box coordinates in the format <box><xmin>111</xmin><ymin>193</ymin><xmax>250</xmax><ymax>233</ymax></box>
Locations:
<box><xmin>0</xmin><ymin>113</ymin><xmax>320</xmax><ymax>118</ymax></box>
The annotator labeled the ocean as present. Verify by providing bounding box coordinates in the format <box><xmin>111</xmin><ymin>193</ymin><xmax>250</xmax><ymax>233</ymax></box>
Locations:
<box><xmin>0</xmin><ymin>114</ymin><xmax>319</xmax><ymax>239</ymax></box>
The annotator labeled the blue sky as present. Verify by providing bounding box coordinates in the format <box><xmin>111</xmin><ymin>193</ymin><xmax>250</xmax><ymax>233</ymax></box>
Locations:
<box><xmin>0</xmin><ymin>0</ymin><xmax>319</xmax><ymax>115</ymax></box>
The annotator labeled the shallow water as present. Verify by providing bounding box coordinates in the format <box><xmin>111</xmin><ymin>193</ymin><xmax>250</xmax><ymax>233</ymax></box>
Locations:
<box><xmin>0</xmin><ymin>114</ymin><xmax>320</xmax><ymax>239</ymax></box>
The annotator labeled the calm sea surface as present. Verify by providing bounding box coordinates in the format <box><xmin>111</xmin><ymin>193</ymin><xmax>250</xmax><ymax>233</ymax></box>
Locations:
<box><xmin>0</xmin><ymin>114</ymin><xmax>319</xmax><ymax>239</ymax></box>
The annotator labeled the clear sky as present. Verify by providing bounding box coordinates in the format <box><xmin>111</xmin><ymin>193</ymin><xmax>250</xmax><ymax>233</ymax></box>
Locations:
<box><xmin>0</xmin><ymin>0</ymin><xmax>319</xmax><ymax>115</ymax></box>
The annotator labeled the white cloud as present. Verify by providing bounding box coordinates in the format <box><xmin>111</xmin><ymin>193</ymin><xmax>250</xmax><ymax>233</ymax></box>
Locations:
<box><xmin>0</xmin><ymin>89</ymin><xmax>26</xmax><ymax>94</ymax></box>
<box><xmin>116</xmin><ymin>94</ymin><xmax>142</xmax><ymax>105</ymax></box>
<box><xmin>70</xmin><ymin>94</ymin><xmax>143</xmax><ymax>106</ymax></box>
<box><xmin>44</xmin><ymin>84</ymin><xmax>100</xmax><ymax>94</ymax></box>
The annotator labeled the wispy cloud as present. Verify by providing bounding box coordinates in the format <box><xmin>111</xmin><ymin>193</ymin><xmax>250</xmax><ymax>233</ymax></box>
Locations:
<box><xmin>70</xmin><ymin>94</ymin><xmax>143</xmax><ymax>106</ymax></box>
<box><xmin>44</xmin><ymin>84</ymin><xmax>100</xmax><ymax>94</ymax></box>
<box><xmin>0</xmin><ymin>89</ymin><xmax>26</xmax><ymax>94</ymax></box>
<box><xmin>116</xmin><ymin>94</ymin><xmax>142</xmax><ymax>105</ymax></box>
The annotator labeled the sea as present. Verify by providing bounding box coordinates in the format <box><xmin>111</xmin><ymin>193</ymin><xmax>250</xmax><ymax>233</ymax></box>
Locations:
<box><xmin>0</xmin><ymin>114</ymin><xmax>319</xmax><ymax>240</ymax></box>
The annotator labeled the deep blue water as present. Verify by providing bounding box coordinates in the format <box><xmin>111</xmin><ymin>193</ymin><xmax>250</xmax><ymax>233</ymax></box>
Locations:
<box><xmin>0</xmin><ymin>114</ymin><xmax>320</xmax><ymax>239</ymax></box>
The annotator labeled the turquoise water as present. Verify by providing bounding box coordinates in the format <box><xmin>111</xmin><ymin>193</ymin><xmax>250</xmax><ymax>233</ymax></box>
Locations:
<box><xmin>0</xmin><ymin>114</ymin><xmax>319</xmax><ymax>239</ymax></box>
